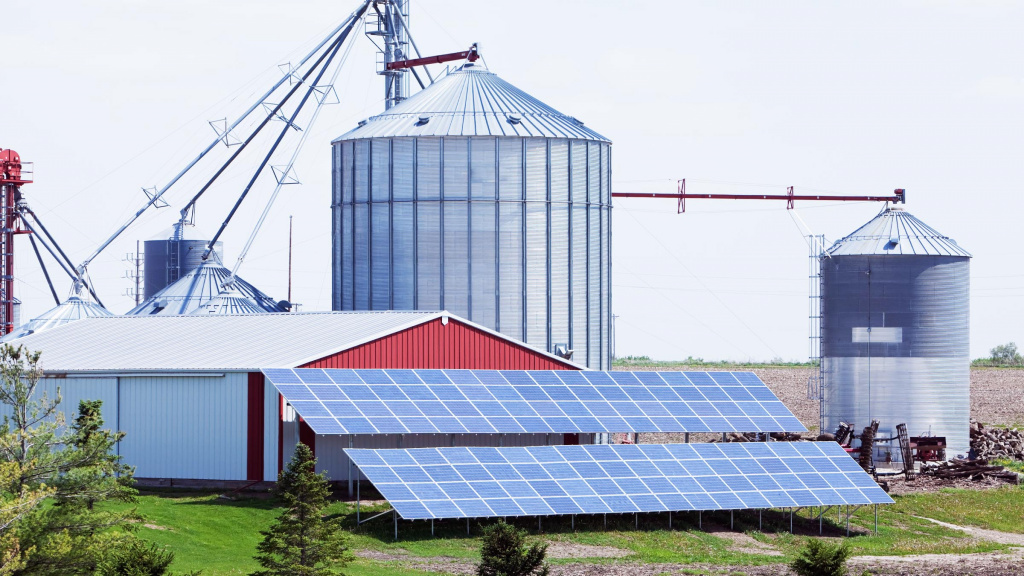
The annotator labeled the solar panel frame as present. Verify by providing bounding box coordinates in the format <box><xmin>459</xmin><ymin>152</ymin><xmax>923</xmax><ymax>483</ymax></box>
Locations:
<box><xmin>266</xmin><ymin>369</ymin><xmax>807</xmax><ymax>435</ymax></box>
<box><xmin>347</xmin><ymin>442</ymin><xmax>893</xmax><ymax>520</ymax></box>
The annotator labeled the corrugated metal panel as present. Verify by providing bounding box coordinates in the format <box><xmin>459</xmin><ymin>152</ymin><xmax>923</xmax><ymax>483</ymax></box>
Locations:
<box><xmin>550</xmin><ymin>203</ymin><xmax>569</xmax><ymax>349</ymax></box>
<box><xmin>417</xmin><ymin>138</ymin><xmax>441</xmax><ymax>200</ymax></box>
<box><xmin>470</xmin><ymin>138</ymin><xmax>496</xmax><ymax>199</ymax></box>
<box><xmin>301</xmin><ymin>317</ymin><xmax>579</xmax><ymax>370</ymax></box>
<box><xmin>443</xmin><ymin>139</ymin><xmax>468</xmax><ymax>199</ymax></box>
<box><xmin>498</xmin><ymin>202</ymin><xmax>523</xmax><ymax>338</ymax></box>
<box><xmin>370</xmin><ymin>203</ymin><xmax>390</xmax><ymax>310</ymax></box>
<box><xmin>416</xmin><ymin>202</ymin><xmax>442</xmax><ymax>309</ymax></box>
<box><xmin>392</xmin><ymin>203</ymin><xmax>415</xmax><ymax>309</ymax></box>
<box><xmin>822</xmin><ymin>254</ymin><xmax>971</xmax><ymax>457</ymax></box>
<box><xmin>354</xmin><ymin>140</ymin><xmax>369</xmax><ymax>202</ymax></box>
<box><xmin>341</xmin><ymin>205</ymin><xmax>353</xmax><ymax>309</ymax></box>
<box><xmin>119</xmin><ymin>373</ymin><xmax>247</xmax><ymax>480</ymax></box>
<box><xmin>442</xmin><ymin>202</ymin><xmax>469</xmax><ymax>318</ymax></box>
<box><xmin>0</xmin><ymin>378</ymin><xmax>118</xmax><ymax>430</ymax></box>
<box><xmin>826</xmin><ymin>207</ymin><xmax>972</xmax><ymax>257</ymax></box>
<box><xmin>353</xmin><ymin>204</ymin><xmax>369</xmax><ymax>309</ymax></box>
<box><xmin>371</xmin><ymin>139</ymin><xmax>390</xmax><ymax>202</ymax></box>
<box><xmin>334</xmin><ymin>63</ymin><xmax>609</xmax><ymax>142</ymax></box>
<box><xmin>393</xmin><ymin>139</ymin><xmax>414</xmax><ymax>200</ymax></box>
<box><xmin>525</xmin><ymin>202</ymin><xmax>547</xmax><ymax>349</ymax></box>
<box><xmin>470</xmin><ymin>202</ymin><xmax>496</xmax><ymax>328</ymax></box>
<box><xmin>498</xmin><ymin>139</ymin><xmax>523</xmax><ymax>201</ymax></box>
<box><xmin>571</xmin><ymin>206</ymin><xmax>588</xmax><ymax>357</ymax></box>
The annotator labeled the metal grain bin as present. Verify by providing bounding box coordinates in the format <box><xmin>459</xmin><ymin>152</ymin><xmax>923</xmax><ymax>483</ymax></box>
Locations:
<box><xmin>143</xmin><ymin>223</ymin><xmax>223</xmax><ymax>299</ymax></box>
<box><xmin>331</xmin><ymin>62</ymin><xmax>612</xmax><ymax>368</ymax></box>
<box><xmin>821</xmin><ymin>207</ymin><xmax>971</xmax><ymax>458</ymax></box>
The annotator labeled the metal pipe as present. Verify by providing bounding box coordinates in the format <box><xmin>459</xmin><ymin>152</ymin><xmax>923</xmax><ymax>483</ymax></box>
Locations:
<box><xmin>390</xmin><ymin>5</ymin><xmax>435</xmax><ymax>83</ymax></box>
<box><xmin>75</xmin><ymin>2</ymin><xmax>371</xmax><ymax>277</ymax></box>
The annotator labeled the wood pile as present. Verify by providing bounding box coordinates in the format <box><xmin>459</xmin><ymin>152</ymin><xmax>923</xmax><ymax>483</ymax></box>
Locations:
<box><xmin>920</xmin><ymin>458</ymin><xmax>1020</xmax><ymax>485</ymax></box>
<box><xmin>970</xmin><ymin>421</ymin><xmax>1024</xmax><ymax>460</ymax></box>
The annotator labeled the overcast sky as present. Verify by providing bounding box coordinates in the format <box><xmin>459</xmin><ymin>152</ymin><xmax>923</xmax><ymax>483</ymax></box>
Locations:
<box><xmin>5</xmin><ymin>0</ymin><xmax>1022</xmax><ymax>361</ymax></box>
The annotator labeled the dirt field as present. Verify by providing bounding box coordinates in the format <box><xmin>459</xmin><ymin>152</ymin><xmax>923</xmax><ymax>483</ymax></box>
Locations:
<box><xmin>617</xmin><ymin>366</ymin><xmax>1024</xmax><ymax>438</ymax></box>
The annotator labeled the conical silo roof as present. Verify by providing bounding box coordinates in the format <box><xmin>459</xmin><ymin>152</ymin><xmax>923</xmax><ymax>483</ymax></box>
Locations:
<box><xmin>189</xmin><ymin>287</ymin><xmax>272</xmax><ymax>315</ymax></box>
<box><xmin>334</xmin><ymin>61</ymin><xmax>609</xmax><ymax>141</ymax></box>
<box><xmin>2</xmin><ymin>295</ymin><xmax>114</xmax><ymax>341</ymax></box>
<box><xmin>826</xmin><ymin>207</ymin><xmax>971</xmax><ymax>257</ymax></box>
<box><xmin>127</xmin><ymin>261</ymin><xmax>286</xmax><ymax>316</ymax></box>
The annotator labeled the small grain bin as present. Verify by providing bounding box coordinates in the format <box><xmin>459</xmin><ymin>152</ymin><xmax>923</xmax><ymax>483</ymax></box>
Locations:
<box><xmin>821</xmin><ymin>207</ymin><xmax>971</xmax><ymax>458</ymax></box>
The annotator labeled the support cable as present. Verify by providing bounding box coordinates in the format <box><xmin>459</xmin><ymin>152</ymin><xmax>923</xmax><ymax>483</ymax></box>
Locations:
<box><xmin>230</xmin><ymin>21</ymin><xmax>357</xmax><ymax>279</ymax></box>
<box><xmin>73</xmin><ymin>3</ymin><xmax>370</xmax><ymax>280</ymax></box>
<box><xmin>391</xmin><ymin>6</ymin><xmax>435</xmax><ymax>83</ymax></box>
<box><xmin>21</xmin><ymin>209</ymin><xmax>104</xmax><ymax>306</ymax></box>
<box><xmin>201</xmin><ymin>7</ymin><xmax>365</xmax><ymax>261</ymax></box>
<box><xmin>179</xmin><ymin>5</ymin><xmax>368</xmax><ymax>227</ymax></box>
<box><xmin>17</xmin><ymin>217</ymin><xmax>77</xmax><ymax>282</ymax></box>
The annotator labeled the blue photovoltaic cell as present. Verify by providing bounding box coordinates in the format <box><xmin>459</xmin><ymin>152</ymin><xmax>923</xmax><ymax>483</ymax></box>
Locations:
<box><xmin>346</xmin><ymin>442</ymin><xmax>893</xmax><ymax>520</ymax></box>
<box><xmin>262</xmin><ymin>370</ymin><xmax>807</xmax><ymax>435</ymax></box>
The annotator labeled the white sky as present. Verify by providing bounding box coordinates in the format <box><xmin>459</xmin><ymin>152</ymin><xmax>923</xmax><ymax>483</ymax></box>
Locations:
<box><xmin>4</xmin><ymin>0</ymin><xmax>1022</xmax><ymax>362</ymax></box>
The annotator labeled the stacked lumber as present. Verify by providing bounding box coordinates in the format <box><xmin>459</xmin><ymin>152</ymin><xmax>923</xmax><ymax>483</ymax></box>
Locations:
<box><xmin>970</xmin><ymin>421</ymin><xmax>1024</xmax><ymax>460</ymax></box>
<box><xmin>921</xmin><ymin>458</ymin><xmax>1020</xmax><ymax>485</ymax></box>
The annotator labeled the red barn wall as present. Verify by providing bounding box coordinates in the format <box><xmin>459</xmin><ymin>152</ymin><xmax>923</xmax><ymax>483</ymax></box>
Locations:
<box><xmin>300</xmin><ymin>317</ymin><xmax>578</xmax><ymax>371</ymax></box>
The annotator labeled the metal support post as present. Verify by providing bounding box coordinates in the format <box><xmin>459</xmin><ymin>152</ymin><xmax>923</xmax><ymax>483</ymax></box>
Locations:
<box><xmin>819</xmin><ymin>507</ymin><xmax>823</xmax><ymax>534</ymax></box>
<box><xmin>722</xmin><ymin>432</ymin><xmax>727</xmax><ymax>442</ymax></box>
<box><xmin>846</xmin><ymin>505</ymin><xmax>850</xmax><ymax>536</ymax></box>
<box><xmin>635</xmin><ymin>513</ymin><xmax>638</xmax><ymax>530</ymax></box>
<box><xmin>603</xmin><ymin>514</ymin><xmax>607</xmax><ymax>529</ymax></box>
<box><xmin>348</xmin><ymin>435</ymin><xmax>354</xmax><ymax>497</ymax></box>
<box><xmin>669</xmin><ymin>511</ymin><xmax>672</xmax><ymax>529</ymax></box>
<box><xmin>431</xmin><ymin>519</ymin><xmax>434</xmax><ymax>536</ymax></box>
<box><xmin>572</xmin><ymin>515</ymin><xmax>575</xmax><ymax>531</ymax></box>
<box><xmin>759</xmin><ymin>509</ymin><xmax>762</xmax><ymax>531</ymax></box>
<box><xmin>699</xmin><ymin>511</ymin><xmax>702</xmax><ymax>530</ymax></box>
<box><xmin>730</xmin><ymin>510</ymin><xmax>734</xmax><ymax>530</ymax></box>
<box><xmin>538</xmin><ymin>517</ymin><xmax>541</xmax><ymax>532</ymax></box>
<box><xmin>684</xmin><ymin>433</ymin><xmax>689</xmax><ymax>444</ymax></box>
<box><xmin>393</xmin><ymin>510</ymin><xmax>397</xmax><ymax>541</ymax></box>
<box><xmin>356</xmin><ymin>479</ymin><xmax>360</xmax><ymax>523</ymax></box>
<box><xmin>790</xmin><ymin>508</ymin><xmax>793</xmax><ymax>533</ymax></box>
<box><xmin>467</xmin><ymin>518</ymin><xmax>470</xmax><ymax>535</ymax></box>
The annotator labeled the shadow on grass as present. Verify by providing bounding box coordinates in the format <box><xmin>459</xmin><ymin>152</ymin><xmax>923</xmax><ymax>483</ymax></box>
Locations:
<box><xmin>343</xmin><ymin>505</ymin><xmax>872</xmax><ymax>546</ymax></box>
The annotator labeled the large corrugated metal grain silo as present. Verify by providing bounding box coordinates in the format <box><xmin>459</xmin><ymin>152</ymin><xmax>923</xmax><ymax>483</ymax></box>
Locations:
<box><xmin>331</xmin><ymin>61</ymin><xmax>612</xmax><ymax>369</ymax></box>
<box><xmin>821</xmin><ymin>207</ymin><xmax>971</xmax><ymax>458</ymax></box>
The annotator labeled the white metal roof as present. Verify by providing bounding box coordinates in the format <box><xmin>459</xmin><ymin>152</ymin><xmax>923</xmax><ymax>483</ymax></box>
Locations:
<box><xmin>334</xmin><ymin>62</ymin><xmax>609</xmax><ymax>142</ymax></box>
<box><xmin>6</xmin><ymin>311</ymin><xmax>579</xmax><ymax>373</ymax></box>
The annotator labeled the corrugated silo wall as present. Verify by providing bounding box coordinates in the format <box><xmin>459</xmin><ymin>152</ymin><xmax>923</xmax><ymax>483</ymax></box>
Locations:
<box><xmin>331</xmin><ymin>137</ymin><xmax>612</xmax><ymax>370</ymax></box>
<box><xmin>143</xmin><ymin>239</ymin><xmax>224</xmax><ymax>299</ymax></box>
<box><xmin>821</xmin><ymin>255</ymin><xmax>970</xmax><ymax>458</ymax></box>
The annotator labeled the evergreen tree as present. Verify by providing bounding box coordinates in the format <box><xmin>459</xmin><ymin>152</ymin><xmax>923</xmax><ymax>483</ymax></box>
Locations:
<box><xmin>0</xmin><ymin>344</ymin><xmax>141</xmax><ymax>575</ymax></box>
<box><xmin>477</xmin><ymin>520</ymin><xmax>549</xmax><ymax>576</ymax></box>
<box><xmin>252</xmin><ymin>443</ymin><xmax>349</xmax><ymax>576</ymax></box>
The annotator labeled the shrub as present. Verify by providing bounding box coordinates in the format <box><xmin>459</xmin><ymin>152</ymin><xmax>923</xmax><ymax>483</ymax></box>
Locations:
<box><xmin>790</xmin><ymin>538</ymin><xmax>851</xmax><ymax>576</ymax></box>
<box><xmin>990</xmin><ymin>342</ymin><xmax>1024</xmax><ymax>366</ymax></box>
<box><xmin>477</xmin><ymin>521</ymin><xmax>549</xmax><ymax>576</ymax></box>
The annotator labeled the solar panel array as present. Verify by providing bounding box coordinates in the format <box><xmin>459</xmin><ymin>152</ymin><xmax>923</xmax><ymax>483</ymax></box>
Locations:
<box><xmin>264</xmin><ymin>369</ymin><xmax>806</xmax><ymax>435</ymax></box>
<box><xmin>346</xmin><ymin>441</ymin><xmax>892</xmax><ymax>520</ymax></box>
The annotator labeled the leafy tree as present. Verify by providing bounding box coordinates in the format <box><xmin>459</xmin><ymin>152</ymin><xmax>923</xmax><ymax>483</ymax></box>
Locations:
<box><xmin>477</xmin><ymin>520</ymin><xmax>549</xmax><ymax>576</ymax></box>
<box><xmin>790</xmin><ymin>538</ymin><xmax>851</xmax><ymax>576</ymax></box>
<box><xmin>252</xmin><ymin>443</ymin><xmax>349</xmax><ymax>576</ymax></box>
<box><xmin>0</xmin><ymin>344</ymin><xmax>141</xmax><ymax>575</ymax></box>
<box><xmin>990</xmin><ymin>342</ymin><xmax>1024</xmax><ymax>366</ymax></box>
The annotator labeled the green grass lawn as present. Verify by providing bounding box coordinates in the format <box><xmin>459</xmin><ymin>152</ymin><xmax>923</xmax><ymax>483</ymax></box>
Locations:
<box><xmin>109</xmin><ymin>484</ymin><xmax>1024</xmax><ymax>575</ymax></box>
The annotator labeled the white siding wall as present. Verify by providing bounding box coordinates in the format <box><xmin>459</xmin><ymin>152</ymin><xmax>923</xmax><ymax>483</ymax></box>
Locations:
<box><xmin>119</xmin><ymin>373</ymin><xmax>248</xmax><ymax>480</ymax></box>
<box><xmin>0</xmin><ymin>377</ymin><xmax>117</xmax><ymax>433</ymax></box>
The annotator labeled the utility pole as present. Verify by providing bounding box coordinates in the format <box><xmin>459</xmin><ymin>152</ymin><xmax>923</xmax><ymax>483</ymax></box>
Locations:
<box><xmin>287</xmin><ymin>215</ymin><xmax>293</xmax><ymax>304</ymax></box>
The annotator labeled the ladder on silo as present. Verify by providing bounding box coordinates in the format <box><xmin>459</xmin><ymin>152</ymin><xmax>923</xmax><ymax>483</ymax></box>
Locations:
<box><xmin>806</xmin><ymin>235</ymin><xmax>827</xmax><ymax>434</ymax></box>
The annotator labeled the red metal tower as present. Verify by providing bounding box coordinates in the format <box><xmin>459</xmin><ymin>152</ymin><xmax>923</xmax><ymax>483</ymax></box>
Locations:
<box><xmin>0</xmin><ymin>149</ymin><xmax>31</xmax><ymax>335</ymax></box>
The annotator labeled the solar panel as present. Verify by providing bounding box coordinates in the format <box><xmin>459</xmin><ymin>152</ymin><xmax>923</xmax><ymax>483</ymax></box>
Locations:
<box><xmin>346</xmin><ymin>441</ymin><xmax>892</xmax><ymax>520</ymax></box>
<box><xmin>264</xmin><ymin>369</ymin><xmax>807</xmax><ymax>435</ymax></box>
